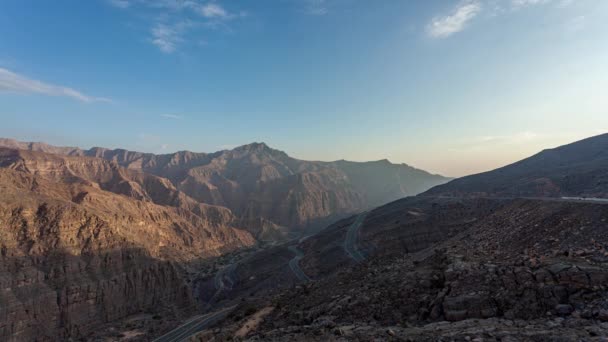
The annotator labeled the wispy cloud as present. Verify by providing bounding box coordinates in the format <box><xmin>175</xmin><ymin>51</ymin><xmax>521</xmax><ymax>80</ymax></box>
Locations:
<box><xmin>511</xmin><ymin>0</ymin><xmax>550</xmax><ymax>8</ymax></box>
<box><xmin>151</xmin><ymin>22</ymin><xmax>186</xmax><ymax>53</ymax></box>
<box><xmin>427</xmin><ymin>1</ymin><xmax>482</xmax><ymax>38</ymax></box>
<box><xmin>476</xmin><ymin>131</ymin><xmax>540</xmax><ymax>144</ymax></box>
<box><xmin>0</xmin><ymin>68</ymin><xmax>110</xmax><ymax>103</ymax></box>
<box><xmin>108</xmin><ymin>1</ymin><xmax>244</xmax><ymax>53</ymax></box>
<box><xmin>108</xmin><ymin>0</ymin><xmax>131</xmax><ymax>8</ymax></box>
<box><xmin>306</xmin><ymin>0</ymin><xmax>329</xmax><ymax>15</ymax></box>
<box><xmin>160</xmin><ymin>113</ymin><xmax>183</xmax><ymax>119</ymax></box>
<box><xmin>200</xmin><ymin>3</ymin><xmax>229</xmax><ymax>18</ymax></box>
<box><xmin>428</xmin><ymin>0</ymin><xmax>575</xmax><ymax>39</ymax></box>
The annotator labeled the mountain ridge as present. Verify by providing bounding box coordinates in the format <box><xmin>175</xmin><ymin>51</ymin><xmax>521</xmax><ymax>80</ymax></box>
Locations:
<box><xmin>422</xmin><ymin>133</ymin><xmax>608</xmax><ymax>198</ymax></box>
<box><xmin>0</xmin><ymin>138</ymin><xmax>444</xmax><ymax>174</ymax></box>
<box><xmin>0</xmin><ymin>137</ymin><xmax>451</xmax><ymax>235</ymax></box>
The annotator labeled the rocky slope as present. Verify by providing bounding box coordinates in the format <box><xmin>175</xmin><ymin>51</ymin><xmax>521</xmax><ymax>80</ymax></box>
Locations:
<box><xmin>191</xmin><ymin>197</ymin><xmax>608</xmax><ymax>341</ymax></box>
<box><xmin>0</xmin><ymin>138</ymin><xmax>450</xmax><ymax>235</ymax></box>
<box><xmin>424</xmin><ymin>133</ymin><xmax>608</xmax><ymax>198</ymax></box>
<box><xmin>163</xmin><ymin>134</ymin><xmax>608</xmax><ymax>341</ymax></box>
<box><xmin>0</xmin><ymin>148</ymin><xmax>255</xmax><ymax>341</ymax></box>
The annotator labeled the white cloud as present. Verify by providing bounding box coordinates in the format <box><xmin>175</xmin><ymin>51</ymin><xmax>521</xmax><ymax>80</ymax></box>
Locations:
<box><xmin>0</xmin><ymin>68</ymin><xmax>110</xmax><ymax>103</ymax></box>
<box><xmin>200</xmin><ymin>3</ymin><xmax>229</xmax><ymax>18</ymax></box>
<box><xmin>108</xmin><ymin>1</ymin><xmax>243</xmax><ymax>53</ymax></box>
<box><xmin>160</xmin><ymin>114</ymin><xmax>183</xmax><ymax>119</ymax></box>
<box><xmin>427</xmin><ymin>1</ymin><xmax>482</xmax><ymax>38</ymax></box>
<box><xmin>476</xmin><ymin>131</ymin><xmax>540</xmax><ymax>144</ymax></box>
<box><xmin>109</xmin><ymin>0</ymin><xmax>238</xmax><ymax>19</ymax></box>
<box><xmin>151</xmin><ymin>23</ymin><xmax>183</xmax><ymax>53</ymax></box>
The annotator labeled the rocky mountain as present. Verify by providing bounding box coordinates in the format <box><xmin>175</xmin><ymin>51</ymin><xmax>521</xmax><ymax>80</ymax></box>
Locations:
<box><xmin>0</xmin><ymin>147</ymin><xmax>255</xmax><ymax>341</ymax></box>
<box><xmin>424</xmin><ymin>133</ymin><xmax>608</xmax><ymax>198</ymax></box>
<box><xmin>174</xmin><ymin>135</ymin><xmax>608</xmax><ymax>341</ymax></box>
<box><xmin>0</xmin><ymin>138</ymin><xmax>451</xmax><ymax>236</ymax></box>
<box><xmin>0</xmin><ymin>138</ymin><xmax>450</xmax><ymax>341</ymax></box>
<box><xmin>5</xmin><ymin>133</ymin><xmax>608</xmax><ymax>341</ymax></box>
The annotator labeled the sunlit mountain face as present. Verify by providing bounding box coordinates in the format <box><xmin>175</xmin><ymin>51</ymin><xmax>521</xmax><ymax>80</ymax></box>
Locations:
<box><xmin>1</xmin><ymin>0</ymin><xmax>608</xmax><ymax>341</ymax></box>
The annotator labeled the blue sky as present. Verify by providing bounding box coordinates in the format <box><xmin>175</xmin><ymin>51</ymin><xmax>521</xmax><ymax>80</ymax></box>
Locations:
<box><xmin>1</xmin><ymin>0</ymin><xmax>607</xmax><ymax>176</ymax></box>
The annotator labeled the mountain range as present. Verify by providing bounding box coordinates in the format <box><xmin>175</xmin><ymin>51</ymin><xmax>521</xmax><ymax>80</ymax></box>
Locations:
<box><xmin>2</xmin><ymin>133</ymin><xmax>608</xmax><ymax>341</ymax></box>
<box><xmin>0</xmin><ymin>137</ymin><xmax>449</xmax><ymax>340</ymax></box>
<box><xmin>0</xmin><ymin>138</ymin><xmax>450</xmax><ymax>239</ymax></box>
<box><xmin>191</xmin><ymin>133</ymin><xmax>608</xmax><ymax>341</ymax></box>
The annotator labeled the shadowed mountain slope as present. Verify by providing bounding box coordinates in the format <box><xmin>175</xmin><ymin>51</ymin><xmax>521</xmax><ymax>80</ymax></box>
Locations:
<box><xmin>0</xmin><ymin>147</ymin><xmax>255</xmax><ymax>341</ymax></box>
<box><xmin>423</xmin><ymin>133</ymin><xmax>608</xmax><ymax>198</ymax></box>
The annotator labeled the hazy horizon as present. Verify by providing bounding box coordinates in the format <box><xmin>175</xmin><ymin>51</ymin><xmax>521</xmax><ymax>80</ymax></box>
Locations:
<box><xmin>2</xmin><ymin>0</ymin><xmax>608</xmax><ymax>177</ymax></box>
<box><xmin>3</xmin><ymin>132</ymin><xmax>606</xmax><ymax>178</ymax></box>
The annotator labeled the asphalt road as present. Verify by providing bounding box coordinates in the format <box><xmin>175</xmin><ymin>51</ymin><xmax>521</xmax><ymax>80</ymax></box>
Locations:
<box><xmin>214</xmin><ymin>262</ymin><xmax>237</xmax><ymax>291</ymax></box>
<box><xmin>559</xmin><ymin>196</ymin><xmax>608</xmax><ymax>203</ymax></box>
<box><xmin>288</xmin><ymin>245</ymin><xmax>312</xmax><ymax>282</ymax></box>
<box><xmin>152</xmin><ymin>305</ymin><xmax>236</xmax><ymax>342</ymax></box>
<box><xmin>206</xmin><ymin>262</ymin><xmax>238</xmax><ymax>309</ymax></box>
<box><xmin>427</xmin><ymin>195</ymin><xmax>608</xmax><ymax>205</ymax></box>
<box><xmin>344</xmin><ymin>212</ymin><xmax>368</xmax><ymax>263</ymax></box>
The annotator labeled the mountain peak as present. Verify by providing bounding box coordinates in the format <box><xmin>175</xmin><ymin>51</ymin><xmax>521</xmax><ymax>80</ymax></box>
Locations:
<box><xmin>234</xmin><ymin>142</ymin><xmax>281</xmax><ymax>155</ymax></box>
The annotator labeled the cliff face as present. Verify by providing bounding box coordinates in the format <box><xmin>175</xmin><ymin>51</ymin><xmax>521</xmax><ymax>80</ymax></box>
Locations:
<box><xmin>0</xmin><ymin>149</ymin><xmax>255</xmax><ymax>341</ymax></box>
<box><xmin>0</xmin><ymin>139</ymin><xmax>451</xmax><ymax>234</ymax></box>
<box><xmin>1</xmin><ymin>247</ymin><xmax>192</xmax><ymax>341</ymax></box>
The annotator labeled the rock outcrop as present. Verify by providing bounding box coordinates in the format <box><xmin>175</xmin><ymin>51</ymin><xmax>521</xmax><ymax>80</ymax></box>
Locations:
<box><xmin>0</xmin><ymin>149</ymin><xmax>255</xmax><ymax>341</ymax></box>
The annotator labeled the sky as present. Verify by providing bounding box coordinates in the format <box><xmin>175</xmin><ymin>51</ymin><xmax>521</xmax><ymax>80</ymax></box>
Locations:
<box><xmin>1</xmin><ymin>0</ymin><xmax>607</xmax><ymax>177</ymax></box>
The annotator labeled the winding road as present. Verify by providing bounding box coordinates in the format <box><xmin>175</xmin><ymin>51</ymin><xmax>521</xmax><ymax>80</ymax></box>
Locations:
<box><xmin>288</xmin><ymin>245</ymin><xmax>312</xmax><ymax>282</ymax></box>
<box><xmin>205</xmin><ymin>262</ymin><xmax>238</xmax><ymax>309</ymax></box>
<box><xmin>344</xmin><ymin>212</ymin><xmax>368</xmax><ymax>263</ymax></box>
<box><xmin>156</xmin><ymin>195</ymin><xmax>608</xmax><ymax>341</ymax></box>
<box><xmin>559</xmin><ymin>196</ymin><xmax>608</xmax><ymax>203</ymax></box>
<box><xmin>428</xmin><ymin>195</ymin><xmax>608</xmax><ymax>205</ymax></box>
<box><xmin>152</xmin><ymin>305</ymin><xmax>236</xmax><ymax>342</ymax></box>
<box><xmin>214</xmin><ymin>262</ymin><xmax>237</xmax><ymax>291</ymax></box>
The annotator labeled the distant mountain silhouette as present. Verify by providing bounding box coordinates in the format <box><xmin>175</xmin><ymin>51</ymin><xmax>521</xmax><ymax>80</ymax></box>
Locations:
<box><xmin>0</xmin><ymin>138</ymin><xmax>450</xmax><ymax>236</ymax></box>
<box><xmin>423</xmin><ymin>133</ymin><xmax>608</xmax><ymax>198</ymax></box>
